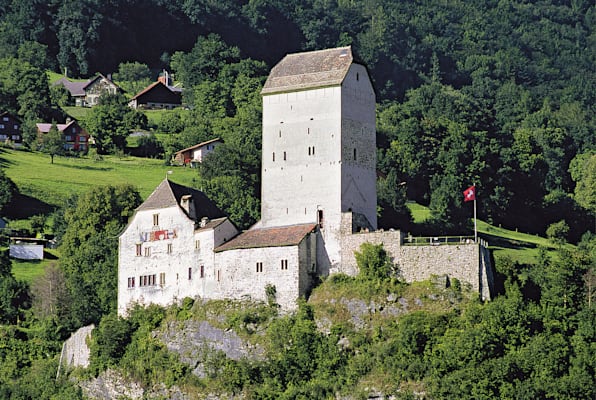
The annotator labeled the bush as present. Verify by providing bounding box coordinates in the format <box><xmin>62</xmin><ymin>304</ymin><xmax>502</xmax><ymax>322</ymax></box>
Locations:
<box><xmin>354</xmin><ymin>242</ymin><xmax>393</xmax><ymax>281</ymax></box>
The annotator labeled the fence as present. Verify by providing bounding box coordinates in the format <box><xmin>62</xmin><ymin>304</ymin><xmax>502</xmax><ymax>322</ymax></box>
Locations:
<box><xmin>403</xmin><ymin>235</ymin><xmax>489</xmax><ymax>247</ymax></box>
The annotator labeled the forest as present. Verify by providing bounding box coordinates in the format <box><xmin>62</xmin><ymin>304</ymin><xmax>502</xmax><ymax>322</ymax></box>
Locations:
<box><xmin>0</xmin><ymin>0</ymin><xmax>594</xmax><ymax>398</ymax></box>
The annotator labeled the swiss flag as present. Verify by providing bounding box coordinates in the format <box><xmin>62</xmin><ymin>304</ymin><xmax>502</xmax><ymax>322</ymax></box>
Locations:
<box><xmin>463</xmin><ymin>185</ymin><xmax>476</xmax><ymax>202</ymax></box>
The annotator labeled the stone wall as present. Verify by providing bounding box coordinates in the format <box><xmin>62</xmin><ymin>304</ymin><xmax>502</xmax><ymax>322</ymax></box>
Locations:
<box><xmin>340</xmin><ymin>229</ymin><xmax>404</xmax><ymax>276</ymax></box>
<box><xmin>339</xmin><ymin>229</ymin><xmax>493</xmax><ymax>300</ymax></box>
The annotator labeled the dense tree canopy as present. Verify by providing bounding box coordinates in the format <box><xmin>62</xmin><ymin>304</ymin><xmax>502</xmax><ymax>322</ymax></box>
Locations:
<box><xmin>58</xmin><ymin>184</ymin><xmax>141</xmax><ymax>327</ymax></box>
<box><xmin>83</xmin><ymin>93</ymin><xmax>148</xmax><ymax>154</ymax></box>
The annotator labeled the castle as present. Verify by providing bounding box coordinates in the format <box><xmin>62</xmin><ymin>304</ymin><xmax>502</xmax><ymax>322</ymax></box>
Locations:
<box><xmin>118</xmin><ymin>47</ymin><xmax>493</xmax><ymax>314</ymax></box>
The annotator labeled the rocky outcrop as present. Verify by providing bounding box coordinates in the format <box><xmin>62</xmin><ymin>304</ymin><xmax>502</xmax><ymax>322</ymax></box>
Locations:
<box><xmin>61</xmin><ymin>324</ymin><xmax>94</xmax><ymax>369</ymax></box>
<box><xmin>158</xmin><ymin>319</ymin><xmax>265</xmax><ymax>377</ymax></box>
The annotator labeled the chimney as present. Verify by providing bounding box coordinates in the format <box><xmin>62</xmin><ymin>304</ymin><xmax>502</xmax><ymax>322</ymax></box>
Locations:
<box><xmin>180</xmin><ymin>195</ymin><xmax>195</xmax><ymax>219</ymax></box>
<box><xmin>200</xmin><ymin>217</ymin><xmax>209</xmax><ymax>228</ymax></box>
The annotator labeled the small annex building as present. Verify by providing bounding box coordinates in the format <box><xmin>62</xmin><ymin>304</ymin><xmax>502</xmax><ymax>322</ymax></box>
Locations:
<box><xmin>172</xmin><ymin>138</ymin><xmax>222</xmax><ymax>166</ymax></box>
<box><xmin>118</xmin><ymin>46</ymin><xmax>493</xmax><ymax>315</ymax></box>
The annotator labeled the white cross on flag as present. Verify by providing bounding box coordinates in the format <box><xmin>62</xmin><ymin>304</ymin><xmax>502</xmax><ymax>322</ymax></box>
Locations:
<box><xmin>463</xmin><ymin>185</ymin><xmax>476</xmax><ymax>202</ymax></box>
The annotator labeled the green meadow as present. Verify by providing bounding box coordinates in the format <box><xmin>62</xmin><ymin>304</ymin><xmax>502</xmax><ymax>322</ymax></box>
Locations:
<box><xmin>2</xmin><ymin>148</ymin><xmax>199</xmax><ymax>282</ymax></box>
<box><xmin>0</xmin><ymin>148</ymin><xmax>198</xmax><ymax>212</ymax></box>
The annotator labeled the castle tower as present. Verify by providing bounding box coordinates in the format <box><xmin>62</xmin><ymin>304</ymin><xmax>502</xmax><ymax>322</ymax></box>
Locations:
<box><xmin>259</xmin><ymin>47</ymin><xmax>377</xmax><ymax>273</ymax></box>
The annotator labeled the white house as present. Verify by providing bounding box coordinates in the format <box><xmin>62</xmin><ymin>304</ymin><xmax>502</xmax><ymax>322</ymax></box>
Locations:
<box><xmin>172</xmin><ymin>138</ymin><xmax>223</xmax><ymax>167</ymax></box>
<box><xmin>118</xmin><ymin>179</ymin><xmax>238</xmax><ymax>314</ymax></box>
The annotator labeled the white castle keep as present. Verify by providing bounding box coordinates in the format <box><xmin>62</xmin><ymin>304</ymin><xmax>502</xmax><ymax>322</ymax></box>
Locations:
<box><xmin>118</xmin><ymin>47</ymin><xmax>493</xmax><ymax>314</ymax></box>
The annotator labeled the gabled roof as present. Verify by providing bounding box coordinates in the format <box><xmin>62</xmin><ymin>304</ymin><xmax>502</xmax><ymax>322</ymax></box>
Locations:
<box><xmin>261</xmin><ymin>46</ymin><xmax>354</xmax><ymax>95</ymax></box>
<box><xmin>54</xmin><ymin>77</ymin><xmax>87</xmax><ymax>97</ymax></box>
<box><xmin>215</xmin><ymin>223</ymin><xmax>317</xmax><ymax>252</ymax></box>
<box><xmin>137</xmin><ymin>179</ymin><xmax>226</xmax><ymax>221</ymax></box>
<box><xmin>174</xmin><ymin>138</ymin><xmax>223</xmax><ymax>155</ymax></box>
<box><xmin>36</xmin><ymin>120</ymin><xmax>81</xmax><ymax>133</ymax></box>
<box><xmin>54</xmin><ymin>74</ymin><xmax>121</xmax><ymax>96</ymax></box>
<box><xmin>130</xmin><ymin>81</ymin><xmax>161</xmax><ymax>100</ymax></box>
<box><xmin>83</xmin><ymin>73</ymin><xmax>121</xmax><ymax>91</ymax></box>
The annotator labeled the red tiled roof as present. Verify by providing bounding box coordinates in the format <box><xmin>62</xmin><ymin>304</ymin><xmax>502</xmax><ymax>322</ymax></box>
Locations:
<box><xmin>174</xmin><ymin>138</ymin><xmax>223</xmax><ymax>155</ymax></box>
<box><xmin>215</xmin><ymin>223</ymin><xmax>317</xmax><ymax>252</ymax></box>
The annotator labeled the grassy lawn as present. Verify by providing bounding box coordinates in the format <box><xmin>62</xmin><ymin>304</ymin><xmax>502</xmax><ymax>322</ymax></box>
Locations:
<box><xmin>0</xmin><ymin>148</ymin><xmax>199</xmax><ymax>217</ymax></box>
<box><xmin>407</xmin><ymin>201</ymin><xmax>432</xmax><ymax>223</ymax></box>
<box><xmin>10</xmin><ymin>249</ymin><xmax>60</xmax><ymax>283</ymax></box>
<box><xmin>62</xmin><ymin>106</ymin><xmax>91</xmax><ymax>120</ymax></box>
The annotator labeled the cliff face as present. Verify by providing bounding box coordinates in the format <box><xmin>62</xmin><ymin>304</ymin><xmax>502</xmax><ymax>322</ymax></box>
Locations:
<box><xmin>60</xmin><ymin>325</ymin><xmax>94</xmax><ymax>369</ymax></box>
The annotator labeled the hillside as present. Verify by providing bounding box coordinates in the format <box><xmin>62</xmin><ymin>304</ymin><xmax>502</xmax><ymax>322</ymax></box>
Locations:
<box><xmin>66</xmin><ymin>261</ymin><xmax>594</xmax><ymax>399</ymax></box>
<box><xmin>0</xmin><ymin>148</ymin><xmax>198</xmax><ymax>218</ymax></box>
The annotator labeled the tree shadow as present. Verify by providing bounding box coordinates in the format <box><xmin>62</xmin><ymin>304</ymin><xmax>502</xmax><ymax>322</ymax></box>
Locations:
<box><xmin>480</xmin><ymin>233</ymin><xmax>538</xmax><ymax>250</ymax></box>
<box><xmin>3</xmin><ymin>192</ymin><xmax>54</xmax><ymax>219</ymax></box>
<box><xmin>54</xmin><ymin>163</ymin><xmax>112</xmax><ymax>172</ymax></box>
<box><xmin>0</xmin><ymin>148</ymin><xmax>16</xmax><ymax>168</ymax></box>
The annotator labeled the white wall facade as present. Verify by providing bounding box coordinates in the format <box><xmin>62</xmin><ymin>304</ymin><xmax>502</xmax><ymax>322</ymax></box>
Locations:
<box><xmin>118</xmin><ymin>206</ymin><xmax>238</xmax><ymax>315</ymax></box>
<box><xmin>215</xmin><ymin>233</ymin><xmax>316</xmax><ymax>310</ymax></box>
<box><xmin>340</xmin><ymin>64</ymin><xmax>377</xmax><ymax>232</ymax></box>
<box><xmin>260</xmin><ymin>64</ymin><xmax>376</xmax><ymax>275</ymax></box>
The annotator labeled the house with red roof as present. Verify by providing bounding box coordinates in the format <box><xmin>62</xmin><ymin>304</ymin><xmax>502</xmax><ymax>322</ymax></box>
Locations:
<box><xmin>36</xmin><ymin>119</ymin><xmax>90</xmax><ymax>151</ymax></box>
<box><xmin>128</xmin><ymin>71</ymin><xmax>182</xmax><ymax>110</ymax></box>
<box><xmin>172</xmin><ymin>138</ymin><xmax>222</xmax><ymax>167</ymax></box>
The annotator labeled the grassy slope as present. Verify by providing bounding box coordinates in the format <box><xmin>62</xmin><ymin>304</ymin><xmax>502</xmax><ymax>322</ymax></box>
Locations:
<box><xmin>2</xmin><ymin>148</ymin><xmax>199</xmax><ymax>282</ymax></box>
<box><xmin>406</xmin><ymin>202</ymin><xmax>566</xmax><ymax>265</ymax></box>
<box><xmin>1</xmin><ymin>148</ymin><xmax>197</xmax><ymax>208</ymax></box>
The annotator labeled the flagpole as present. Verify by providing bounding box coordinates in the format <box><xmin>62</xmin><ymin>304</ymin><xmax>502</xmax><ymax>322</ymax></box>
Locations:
<box><xmin>473</xmin><ymin>182</ymin><xmax>477</xmax><ymax>243</ymax></box>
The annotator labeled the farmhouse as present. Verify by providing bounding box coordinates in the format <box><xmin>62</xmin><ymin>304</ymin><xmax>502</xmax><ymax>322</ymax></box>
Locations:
<box><xmin>172</xmin><ymin>138</ymin><xmax>222</xmax><ymax>166</ymax></box>
<box><xmin>36</xmin><ymin>119</ymin><xmax>90</xmax><ymax>151</ymax></box>
<box><xmin>118</xmin><ymin>46</ymin><xmax>493</xmax><ymax>314</ymax></box>
<box><xmin>54</xmin><ymin>74</ymin><xmax>122</xmax><ymax>107</ymax></box>
<box><xmin>0</xmin><ymin>112</ymin><xmax>23</xmax><ymax>148</ymax></box>
<box><xmin>128</xmin><ymin>72</ymin><xmax>183</xmax><ymax>110</ymax></box>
